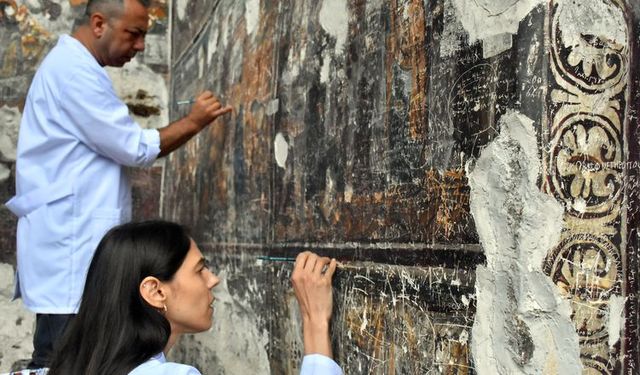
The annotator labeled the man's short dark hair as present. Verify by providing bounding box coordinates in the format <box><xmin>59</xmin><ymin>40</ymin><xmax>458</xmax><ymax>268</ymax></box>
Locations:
<box><xmin>78</xmin><ymin>0</ymin><xmax>150</xmax><ymax>25</ymax></box>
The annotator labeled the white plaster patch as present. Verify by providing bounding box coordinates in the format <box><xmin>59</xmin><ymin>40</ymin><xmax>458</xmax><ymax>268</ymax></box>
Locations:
<box><xmin>106</xmin><ymin>60</ymin><xmax>169</xmax><ymax>130</ymax></box>
<box><xmin>556</xmin><ymin>0</ymin><xmax>627</xmax><ymax>79</ymax></box>
<box><xmin>320</xmin><ymin>51</ymin><xmax>331</xmax><ymax>84</ymax></box>
<box><xmin>482</xmin><ymin>33</ymin><xmax>513</xmax><ymax>59</ymax></box>
<box><xmin>468</xmin><ymin>110</ymin><xmax>582</xmax><ymax>374</ymax></box>
<box><xmin>176</xmin><ymin>0</ymin><xmax>188</xmax><ymax>21</ymax></box>
<box><xmin>0</xmin><ymin>164</ymin><xmax>9</xmax><ymax>182</ymax></box>
<box><xmin>5</xmin><ymin>5</ymin><xmax>15</xmax><ymax>17</ymax></box>
<box><xmin>245</xmin><ymin>0</ymin><xmax>260</xmax><ymax>36</ymax></box>
<box><xmin>219</xmin><ymin>23</ymin><xmax>229</xmax><ymax>53</ymax></box>
<box><xmin>344</xmin><ymin>183</ymin><xmax>353</xmax><ymax>203</ymax></box>
<box><xmin>0</xmin><ymin>105</ymin><xmax>20</xmax><ymax>162</ymax></box>
<box><xmin>266</xmin><ymin>98</ymin><xmax>280</xmax><ymax>115</ymax></box>
<box><xmin>608</xmin><ymin>295</ymin><xmax>625</xmax><ymax>349</ymax></box>
<box><xmin>451</xmin><ymin>0</ymin><xmax>543</xmax><ymax>56</ymax></box>
<box><xmin>319</xmin><ymin>0</ymin><xmax>349</xmax><ymax>52</ymax></box>
<box><xmin>281</xmin><ymin>63</ymin><xmax>300</xmax><ymax>85</ymax></box>
<box><xmin>274</xmin><ymin>133</ymin><xmax>289</xmax><ymax>168</ymax></box>
<box><xmin>557</xmin><ymin>0</ymin><xmax>626</xmax><ymax>49</ymax></box>
<box><xmin>439</xmin><ymin>1</ymin><xmax>464</xmax><ymax>58</ymax></box>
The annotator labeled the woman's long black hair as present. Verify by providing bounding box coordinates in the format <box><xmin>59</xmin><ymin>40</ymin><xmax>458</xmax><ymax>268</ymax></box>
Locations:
<box><xmin>48</xmin><ymin>220</ymin><xmax>191</xmax><ymax>375</ymax></box>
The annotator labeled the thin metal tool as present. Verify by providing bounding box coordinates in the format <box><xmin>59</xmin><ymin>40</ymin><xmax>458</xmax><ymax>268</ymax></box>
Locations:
<box><xmin>175</xmin><ymin>99</ymin><xmax>195</xmax><ymax>105</ymax></box>
<box><xmin>256</xmin><ymin>255</ymin><xmax>352</xmax><ymax>269</ymax></box>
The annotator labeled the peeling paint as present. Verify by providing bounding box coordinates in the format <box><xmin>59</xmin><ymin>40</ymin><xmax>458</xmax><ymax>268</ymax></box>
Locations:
<box><xmin>274</xmin><ymin>133</ymin><xmax>288</xmax><ymax>169</ymax></box>
<box><xmin>481</xmin><ymin>33</ymin><xmax>512</xmax><ymax>59</ymax></box>
<box><xmin>607</xmin><ymin>295</ymin><xmax>624</xmax><ymax>350</ymax></box>
<box><xmin>468</xmin><ymin>111</ymin><xmax>582</xmax><ymax>374</ymax></box>
<box><xmin>451</xmin><ymin>0</ymin><xmax>543</xmax><ymax>52</ymax></box>
<box><xmin>266</xmin><ymin>98</ymin><xmax>279</xmax><ymax>115</ymax></box>
<box><xmin>245</xmin><ymin>0</ymin><xmax>260</xmax><ymax>36</ymax></box>
<box><xmin>176</xmin><ymin>0</ymin><xmax>187</xmax><ymax>21</ymax></box>
<box><xmin>107</xmin><ymin>60</ymin><xmax>168</xmax><ymax>129</ymax></box>
<box><xmin>0</xmin><ymin>164</ymin><xmax>9</xmax><ymax>183</ymax></box>
<box><xmin>319</xmin><ymin>0</ymin><xmax>349</xmax><ymax>52</ymax></box>
<box><xmin>319</xmin><ymin>50</ymin><xmax>331</xmax><ymax>84</ymax></box>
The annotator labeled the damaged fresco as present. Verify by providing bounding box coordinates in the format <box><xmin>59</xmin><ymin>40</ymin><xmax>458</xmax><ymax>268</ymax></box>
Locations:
<box><xmin>541</xmin><ymin>0</ymin><xmax>636</xmax><ymax>373</ymax></box>
<box><xmin>164</xmin><ymin>0</ymin><xmax>640</xmax><ymax>374</ymax></box>
<box><xmin>0</xmin><ymin>0</ymin><xmax>635</xmax><ymax>374</ymax></box>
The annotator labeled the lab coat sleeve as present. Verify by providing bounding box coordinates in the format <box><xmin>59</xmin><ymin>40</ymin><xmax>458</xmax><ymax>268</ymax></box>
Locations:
<box><xmin>300</xmin><ymin>354</ymin><xmax>343</xmax><ymax>375</ymax></box>
<box><xmin>58</xmin><ymin>65</ymin><xmax>161</xmax><ymax>168</ymax></box>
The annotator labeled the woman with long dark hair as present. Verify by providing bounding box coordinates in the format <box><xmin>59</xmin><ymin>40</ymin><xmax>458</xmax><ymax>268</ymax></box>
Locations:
<box><xmin>47</xmin><ymin>220</ymin><xmax>342</xmax><ymax>374</ymax></box>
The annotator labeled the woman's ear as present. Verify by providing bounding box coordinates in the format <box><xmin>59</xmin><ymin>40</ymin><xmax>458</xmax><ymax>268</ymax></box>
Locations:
<box><xmin>139</xmin><ymin>276</ymin><xmax>167</xmax><ymax>309</ymax></box>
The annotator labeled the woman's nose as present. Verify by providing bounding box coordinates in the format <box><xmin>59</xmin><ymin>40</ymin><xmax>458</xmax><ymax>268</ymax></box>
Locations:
<box><xmin>208</xmin><ymin>271</ymin><xmax>220</xmax><ymax>289</ymax></box>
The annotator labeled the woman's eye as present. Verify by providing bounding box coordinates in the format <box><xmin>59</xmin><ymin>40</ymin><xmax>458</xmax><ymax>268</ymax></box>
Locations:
<box><xmin>200</xmin><ymin>260</ymin><xmax>211</xmax><ymax>272</ymax></box>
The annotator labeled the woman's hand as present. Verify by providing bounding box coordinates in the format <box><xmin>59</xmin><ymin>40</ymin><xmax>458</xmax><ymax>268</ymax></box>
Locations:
<box><xmin>291</xmin><ymin>251</ymin><xmax>337</xmax><ymax>358</ymax></box>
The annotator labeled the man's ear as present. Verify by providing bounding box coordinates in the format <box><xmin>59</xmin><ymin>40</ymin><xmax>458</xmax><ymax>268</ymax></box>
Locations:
<box><xmin>89</xmin><ymin>12</ymin><xmax>108</xmax><ymax>38</ymax></box>
<box><xmin>139</xmin><ymin>276</ymin><xmax>167</xmax><ymax>309</ymax></box>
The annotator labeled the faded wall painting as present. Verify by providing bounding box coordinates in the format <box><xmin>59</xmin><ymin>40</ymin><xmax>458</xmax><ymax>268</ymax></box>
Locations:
<box><xmin>542</xmin><ymin>0</ymin><xmax>636</xmax><ymax>373</ymax></box>
<box><xmin>164</xmin><ymin>0</ymin><xmax>639</xmax><ymax>374</ymax></box>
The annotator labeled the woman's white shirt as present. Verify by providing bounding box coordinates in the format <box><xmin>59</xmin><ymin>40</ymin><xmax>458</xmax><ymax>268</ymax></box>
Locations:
<box><xmin>129</xmin><ymin>353</ymin><xmax>343</xmax><ymax>375</ymax></box>
<box><xmin>128</xmin><ymin>353</ymin><xmax>201</xmax><ymax>375</ymax></box>
<box><xmin>300</xmin><ymin>354</ymin><xmax>343</xmax><ymax>374</ymax></box>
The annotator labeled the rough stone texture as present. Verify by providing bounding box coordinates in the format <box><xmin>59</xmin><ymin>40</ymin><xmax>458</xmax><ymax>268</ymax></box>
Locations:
<box><xmin>0</xmin><ymin>262</ymin><xmax>34</xmax><ymax>373</ymax></box>
<box><xmin>468</xmin><ymin>111</ymin><xmax>581</xmax><ymax>374</ymax></box>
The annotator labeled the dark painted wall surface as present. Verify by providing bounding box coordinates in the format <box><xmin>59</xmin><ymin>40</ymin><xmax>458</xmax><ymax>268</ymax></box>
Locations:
<box><xmin>165</xmin><ymin>0</ymin><xmax>639</xmax><ymax>374</ymax></box>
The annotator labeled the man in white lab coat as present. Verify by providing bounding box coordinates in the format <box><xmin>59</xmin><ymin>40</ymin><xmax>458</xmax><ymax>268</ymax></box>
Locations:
<box><xmin>5</xmin><ymin>0</ymin><xmax>232</xmax><ymax>368</ymax></box>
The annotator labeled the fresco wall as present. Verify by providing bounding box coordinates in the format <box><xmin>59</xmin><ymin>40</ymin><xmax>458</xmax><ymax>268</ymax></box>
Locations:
<box><xmin>164</xmin><ymin>0</ymin><xmax>637</xmax><ymax>374</ymax></box>
<box><xmin>0</xmin><ymin>1</ymin><xmax>169</xmax><ymax>371</ymax></box>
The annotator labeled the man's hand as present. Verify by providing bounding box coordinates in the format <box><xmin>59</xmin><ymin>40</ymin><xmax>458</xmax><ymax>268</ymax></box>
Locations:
<box><xmin>187</xmin><ymin>91</ymin><xmax>233</xmax><ymax>130</ymax></box>
<box><xmin>291</xmin><ymin>251</ymin><xmax>337</xmax><ymax>358</ymax></box>
<box><xmin>158</xmin><ymin>90</ymin><xmax>233</xmax><ymax>157</ymax></box>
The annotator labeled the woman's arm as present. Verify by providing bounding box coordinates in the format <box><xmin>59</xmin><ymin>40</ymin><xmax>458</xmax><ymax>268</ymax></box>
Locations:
<box><xmin>291</xmin><ymin>252</ymin><xmax>342</xmax><ymax>374</ymax></box>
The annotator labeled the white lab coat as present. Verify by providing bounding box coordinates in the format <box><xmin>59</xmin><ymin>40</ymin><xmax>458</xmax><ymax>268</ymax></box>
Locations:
<box><xmin>5</xmin><ymin>35</ymin><xmax>160</xmax><ymax>313</ymax></box>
